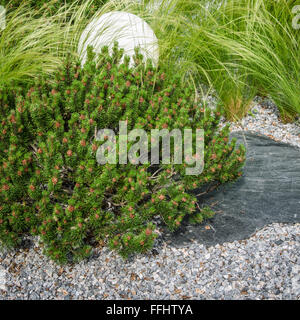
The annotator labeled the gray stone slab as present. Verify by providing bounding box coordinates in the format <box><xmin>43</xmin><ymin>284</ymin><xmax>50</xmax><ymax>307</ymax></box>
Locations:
<box><xmin>164</xmin><ymin>132</ymin><xmax>300</xmax><ymax>247</ymax></box>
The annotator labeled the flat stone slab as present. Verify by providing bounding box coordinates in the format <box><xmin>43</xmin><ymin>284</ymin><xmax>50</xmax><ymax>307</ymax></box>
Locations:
<box><xmin>163</xmin><ymin>132</ymin><xmax>300</xmax><ymax>247</ymax></box>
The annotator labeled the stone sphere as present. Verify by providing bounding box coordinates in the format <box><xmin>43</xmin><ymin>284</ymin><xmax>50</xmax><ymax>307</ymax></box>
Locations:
<box><xmin>78</xmin><ymin>11</ymin><xmax>159</xmax><ymax>67</ymax></box>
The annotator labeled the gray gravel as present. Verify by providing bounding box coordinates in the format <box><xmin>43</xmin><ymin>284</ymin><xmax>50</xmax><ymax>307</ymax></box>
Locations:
<box><xmin>0</xmin><ymin>223</ymin><xmax>299</xmax><ymax>300</ymax></box>
<box><xmin>0</xmin><ymin>98</ymin><xmax>299</xmax><ymax>300</ymax></box>
<box><xmin>219</xmin><ymin>97</ymin><xmax>300</xmax><ymax>148</ymax></box>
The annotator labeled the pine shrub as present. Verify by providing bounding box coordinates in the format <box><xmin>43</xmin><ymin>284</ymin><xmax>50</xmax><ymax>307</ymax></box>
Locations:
<box><xmin>0</xmin><ymin>44</ymin><xmax>246</xmax><ymax>263</ymax></box>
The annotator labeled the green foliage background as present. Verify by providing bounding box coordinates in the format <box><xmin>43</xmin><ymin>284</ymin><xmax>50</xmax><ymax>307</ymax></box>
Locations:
<box><xmin>1</xmin><ymin>0</ymin><xmax>107</xmax><ymax>14</ymax></box>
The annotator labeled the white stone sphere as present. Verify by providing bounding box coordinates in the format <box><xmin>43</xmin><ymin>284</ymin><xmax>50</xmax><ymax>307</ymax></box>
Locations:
<box><xmin>78</xmin><ymin>11</ymin><xmax>159</xmax><ymax>67</ymax></box>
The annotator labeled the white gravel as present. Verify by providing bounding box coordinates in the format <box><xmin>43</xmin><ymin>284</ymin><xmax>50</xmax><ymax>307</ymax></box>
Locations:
<box><xmin>0</xmin><ymin>98</ymin><xmax>299</xmax><ymax>300</ymax></box>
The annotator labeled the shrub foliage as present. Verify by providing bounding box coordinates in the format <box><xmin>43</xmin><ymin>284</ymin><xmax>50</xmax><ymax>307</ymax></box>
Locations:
<box><xmin>0</xmin><ymin>44</ymin><xmax>246</xmax><ymax>263</ymax></box>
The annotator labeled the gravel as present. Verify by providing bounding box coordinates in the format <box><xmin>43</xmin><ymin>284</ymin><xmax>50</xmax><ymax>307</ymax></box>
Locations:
<box><xmin>0</xmin><ymin>98</ymin><xmax>299</xmax><ymax>300</ymax></box>
<box><xmin>219</xmin><ymin>97</ymin><xmax>300</xmax><ymax>148</ymax></box>
<box><xmin>0</xmin><ymin>223</ymin><xmax>299</xmax><ymax>300</ymax></box>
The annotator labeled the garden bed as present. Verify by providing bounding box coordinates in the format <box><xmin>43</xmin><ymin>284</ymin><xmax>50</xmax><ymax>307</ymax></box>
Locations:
<box><xmin>1</xmin><ymin>99</ymin><xmax>299</xmax><ymax>300</ymax></box>
<box><xmin>0</xmin><ymin>0</ymin><xmax>299</xmax><ymax>301</ymax></box>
